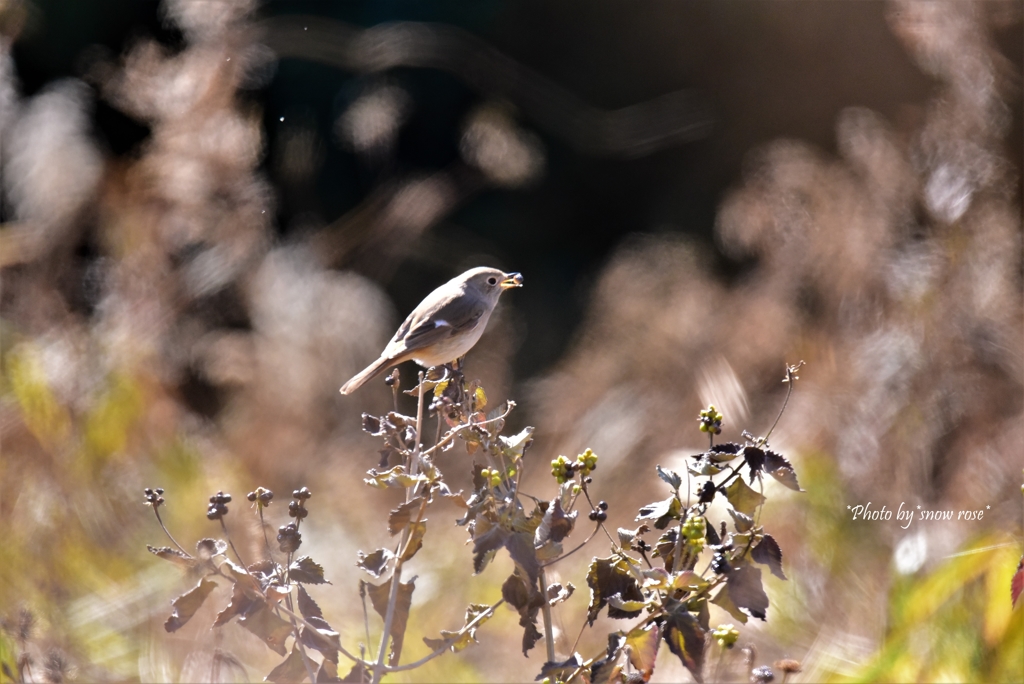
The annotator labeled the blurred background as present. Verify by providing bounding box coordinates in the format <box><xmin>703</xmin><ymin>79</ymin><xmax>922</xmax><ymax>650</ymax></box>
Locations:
<box><xmin>1</xmin><ymin>0</ymin><xmax>1021</xmax><ymax>682</ymax></box>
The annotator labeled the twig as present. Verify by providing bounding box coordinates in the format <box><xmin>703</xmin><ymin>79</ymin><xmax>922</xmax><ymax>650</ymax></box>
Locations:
<box><xmin>219</xmin><ymin>518</ymin><xmax>247</xmax><ymax>568</ymax></box>
<box><xmin>371</xmin><ymin>373</ymin><xmax>427</xmax><ymax>684</ymax></box>
<box><xmin>421</xmin><ymin>400</ymin><xmax>516</xmax><ymax>458</ymax></box>
<box><xmin>757</xmin><ymin>361</ymin><xmax>804</xmax><ymax>449</ymax></box>
<box><xmin>151</xmin><ymin>506</ymin><xmax>189</xmax><ymax>556</ymax></box>
<box><xmin>538</xmin><ymin>567</ymin><xmax>557</xmax><ymax>664</ymax></box>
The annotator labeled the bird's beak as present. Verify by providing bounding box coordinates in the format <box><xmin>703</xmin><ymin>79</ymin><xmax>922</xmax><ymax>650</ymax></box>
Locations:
<box><xmin>501</xmin><ymin>272</ymin><xmax>524</xmax><ymax>289</ymax></box>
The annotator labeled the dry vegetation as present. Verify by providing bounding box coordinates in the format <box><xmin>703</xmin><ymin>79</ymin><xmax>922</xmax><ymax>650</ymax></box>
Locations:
<box><xmin>0</xmin><ymin>1</ymin><xmax>1020</xmax><ymax>682</ymax></box>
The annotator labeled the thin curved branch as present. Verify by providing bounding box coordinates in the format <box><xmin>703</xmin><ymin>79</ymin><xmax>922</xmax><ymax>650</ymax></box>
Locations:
<box><xmin>259</xmin><ymin>16</ymin><xmax>714</xmax><ymax>158</ymax></box>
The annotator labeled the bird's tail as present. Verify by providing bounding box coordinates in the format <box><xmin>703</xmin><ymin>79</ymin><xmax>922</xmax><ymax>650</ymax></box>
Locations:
<box><xmin>339</xmin><ymin>356</ymin><xmax>394</xmax><ymax>395</ymax></box>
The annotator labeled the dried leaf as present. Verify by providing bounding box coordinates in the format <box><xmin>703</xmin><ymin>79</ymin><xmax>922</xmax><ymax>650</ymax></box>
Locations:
<box><xmin>505</xmin><ymin>531</ymin><xmax>540</xmax><ymax>585</ymax></box>
<box><xmin>538</xmin><ymin>653</ymin><xmax>583</xmax><ymax>680</ymax></box>
<box><xmin>625</xmin><ymin>623</ymin><xmax>660</xmax><ymax>682</ymax></box>
<box><xmin>502</xmin><ymin>572</ymin><xmax>546</xmax><ymax>655</ymax></box>
<box><xmin>388</xmin><ymin>497</ymin><xmax>425</xmax><ymax>536</ymax></box>
<box><xmin>356</xmin><ymin>549</ymin><xmax>393</xmax><ymax>579</ymax></box>
<box><xmin>400</xmin><ymin>521</ymin><xmax>427</xmax><ymax>561</ymax></box>
<box><xmin>662</xmin><ymin>598</ymin><xmax>706</xmax><ymax>683</ymax></box>
<box><xmin>763</xmin><ymin>450</ymin><xmax>803</xmax><ymax>491</ymax></box>
<box><xmin>546</xmin><ymin>582</ymin><xmax>575</xmax><ymax>606</ymax></box>
<box><xmin>656</xmin><ymin>465</ymin><xmax>682</xmax><ymax>490</ymax></box>
<box><xmin>590</xmin><ymin>633</ymin><xmax>626</xmax><ymax>684</ymax></box>
<box><xmin>290</xmin><ymin>556</ymin><xmax>329</xmax><ymax>585</ymax></box>
<box><xmin>361</xmin><ymin>578</ymin><xmax>415</xmax><ymax>666</ymax></box>
<box><xmin>724</xmin><ymin>478</ymin><xmax>765</xmax><ymax>516</ymax></box>
<box><xmin>472</xmin><ymin>524</ymin><xmax>509</xmax><ymax>575</ymax></box>
<box><xmin>535</xmin><ymin>498</ymin><xmax>575</xmax><ymax>546</ymax></box>
<box><xmin>716</xmin><ymin>564</ymin><xmax>768</xmax><ymax>620</ymax></box>
<box><xmin>266</xmin><ymin>644</ymin><xmax>308</xmax><ymax>683</ymax></box>
<box><xmin>423</xmin><ymin>603</ymin><xmax>493</xmax><ymax>653</ymax></box>
<box><xmin>751</xmin><ymin>534</ymin><xmax>787</xmax><ymax>580</ymax></box>
<box><xmin>238</xmin><ymin>601</ymin><xmax>293</xmax><ymax>655</ymax></box>
<box><xmin>297</xmin><ymin>585</ymin><xmax>324</xmax><ymax>620</ymax></box>
<box><xmin>586</xmin><ymin>556</ymin><xmax>645</xmax><ymax>624</ymax></box>
<box><xmin>148</xmin><ymin>545</ymin><xmax>195</xmax><ymax>570</ymax></box>
<box><xmin>164</xmin><ymin>578</ymin><xmax>216</xmax><ymax>632</ymax></box>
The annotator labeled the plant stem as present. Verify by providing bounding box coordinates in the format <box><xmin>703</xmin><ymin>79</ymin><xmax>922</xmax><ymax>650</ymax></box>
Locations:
<box><xmin>538</xmin><ymin>567</ymin><xmax>556</xmax><ymax>664</ymax></box>
<box><xmin>371</xmin><ymin>373</ymin><xmax>427</xmax><ymax>684</ymax></box>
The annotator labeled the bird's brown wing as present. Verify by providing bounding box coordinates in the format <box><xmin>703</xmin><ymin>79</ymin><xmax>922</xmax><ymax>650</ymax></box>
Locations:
<box><xmin>383</xmin><ymin>298</ymin><xmax>486</xmax><ymax>359</ymax></box>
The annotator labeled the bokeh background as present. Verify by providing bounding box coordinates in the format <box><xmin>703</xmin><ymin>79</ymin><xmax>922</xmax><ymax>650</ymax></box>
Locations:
<box><xmin>1</xmin><ymin>0</ymin><xmax>1021</xmax><ymax>682</ymax></box>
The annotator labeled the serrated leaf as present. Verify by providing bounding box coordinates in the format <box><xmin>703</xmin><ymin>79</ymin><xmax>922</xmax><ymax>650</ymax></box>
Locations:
<box><xmin>587</xmin><ymin>556</ymin><xmax>645</xmax><ymax>624</ymax></box>
<box><xmin>546</xmin><ymin>582</ymin><xmax>575</xmax><ymax>606</ymax></box>
<box><xmin>356</xmin><ymin>548</ymin><xmax>393</xmax><ymax>578</ymax></box>
<box><xmin>705</xmin><ymin>519</ymin><xmax>722</xmax><ymax>547</ymax></box>
<box><xmin>148</xmin><ymin>545</ymin><xmax>195</xmax><ymax>569</ymax></box>
<box><xmin>502</xmin><ymin>572</ymin><xmax>546</xmax><ymax>655</ymax></box>
<box><xmin>607</xmin><ymin>594</ymin><xmax>647</xmax><ymax>613</ymax></box>
<box><xmin>164</xmin><ymin>578</ymin><xmax>217</xmax><ymax>632</ymax></box>
<box><xmin>728</xmin><ymin>508</ymin><xmax>754</xmax><ymax>533</ymax></box>
<box><xmin>388</xmin><ymin>497</ymin><xmax>424</xmax><ymax>535</ymax></box>
<box><xmin>720</xmin><ymin>563</ymin><xmax>769</xmax><ymax>620</ymax></box>
<box><xmin>299</xmin><ymin>615</ymin><xmax>341</xmax><ymax>663</ymax></box>
<box><xmin>590</xmin><ymin>633</ymin><xmax>626</xmax><ymax>684</ymax></box>
<box><xmin>537</xmin><ymin>653</ymin><xmax>583</xmax><ymax>681</ymax></box>
<box><xmin>297</xmin><ymin>585</ymin><xmax>324</xmax><ymax>621</ymax></box>
<box><xmin>238</xmin><ymin>601</ymin><xmax>293</xmax><ymax>655</ymax></box>
<box><xmin>724</xmin><ymin>478</ymin><xmax>766</xmax><ymax>516</ymax></box>
<box><xmin>473</xmin><ymin>386</ymin><xmax>487</xmax><ymax>410</ymax></box>
<box><xmin>763</xmin><ymin>450</ymin><xmax>803</xmax><ymax>491</ymax></box>
<box><xmin>636</xmin><ymin>496</ymin><xmax>680</xmax><ymax>529</ymax></box>
<box><xmin>656</xmin><ymin>465</ymin><xmax>682</xmax><ymax>490</ymax></box>
<box><xmin>742</xmin><ymin>446</ymin><xmax>765</xmax><ymax>474</ymax></box>
<box><xmin>196</xmin><ymin>538</ymin><xmax>228</xmax><ymax>560</ymax></box>
<box><xmin>400</xmin><ymin>521</ymin><xmax>427</xmax><ymax>561</ymax></box>
<box><xmin>363</xmin><ymin>465</ymin><xmax>426</xmax><ymax>489</ymax></box>
<box><xmin>423</xmin><ymin>603</ymin><xmax>493</xmax><ymax>653</ymax></box>
<box><xmin>290</xmin><ymin>556</ymin><xmax>329</xmax><ymax>585</ymax></box>
<box><xmin>662</xmin><ymin>598</ymin><xmax>706</xmax><ymax>683</ymax></box>
<box><xmin>672</xmin><ymin>571</ymin><xmax>708</xmax><ymax>592</ymax></box>
<box><xmin>625</xmin><ymin>623</ymin><xmax>660</xmax><ymax>682</ymax></box>
<box><xmin>213</xmin><ymin>581</ymin><xmax>256</xmax><ymax>627</ymax></box>
<box><xmin>751</xmin><ymin>534</ymin><xmax>787</xmax><ymax>580</ymax></box>
<box><xmin>709</xmin><ymin>443</ymin><xmax>742</xmax><ymax>461</ymax></box>
<box><xmin>361</xmin><ymin>413</ymin><xmax>384</xmax><ymax>436</ymax></box>
<box><xmin>688</xmin><ymin>456</ymin><xmax>724</xmax><ymax>476</ymax></box>
<box><xmin>654</xmin><ymin>528</ymin><xmax>679</xmax><ymax>570</ymax></box>
<box><xmin>505</xmin><ymin>531</ymin><xmax>540</xmax><ymax>585</ymax></box>
<box><xmin>361</xmin><ymin>577</ymin><xmax>415</xmax><ymax>666</ymax></box>
<box><xmin>535</xmin><ymin>498</ymin><xmax>575</xmax><ymax>546</ymax></box>
<box><xmin>266</xmin><ymin>644</ymin><xmax>309</xmax><ymax>684</ymax></box>
<box><xmin>472</xmin><ymin>524</ymin><xmax>509</xmax><ymax>575</ymax></box>
<box><xmin>499</xmin><ymin>426</ymin><xmax>534</xmax><ymax>461</ymax></box>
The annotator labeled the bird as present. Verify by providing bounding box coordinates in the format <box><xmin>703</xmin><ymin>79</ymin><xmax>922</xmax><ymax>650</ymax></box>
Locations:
<box><xmin>339</xmin><ymin>267</ymin><xmax>523</xmax><ymax>394</ymax></box>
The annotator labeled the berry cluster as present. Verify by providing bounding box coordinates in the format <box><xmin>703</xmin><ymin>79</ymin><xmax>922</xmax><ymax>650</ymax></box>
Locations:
<box><xmin>681</xmin><ymin>515</ymin><xmax>706</xmax><ymax>553</ymax></box>
<box><xmin>712</xmin><ymin>624</ymin><xmax>739</xmax><ymax>648</ymax></box>
<box><xmin>277</xmin><ymin>522</ymin><xmax>301</xmax><ymax>553</ymax></box>
<box><xmin>143</xmin><ymin>487</ymin><xmax>165</xmax><ymax>508</ymax></box>
<box><xmin>588</xmin><ymin>500</ymin><xmax>609</xmax><ymax>522</ymax></box>
<box><xmin>698</xmin><ymin>405</ymin><xmax>723</xmax><ymax>435</ymax></box>
<box><xmin>550</xmin><ymin>449</ymin><xmax>599</xmax><ymax>484</ymax></box>
<box><xmin>206</xmin><ymin>491</ymin><xmax>231</xmax><ymax>520</ymax></box>
<box><xmin>288</xmin><ymin>487</ymin><xmax>311</xmax><ymax>520</ymax></box>
<box><xmin>246</xmin><ymin>487</ymin><xmax>274</xmax><ymax>507</ymax></box>
<box><xmin>479</xmin><ymin>468</ymin><xmax>506</xmax><ymax>488</ymax></box>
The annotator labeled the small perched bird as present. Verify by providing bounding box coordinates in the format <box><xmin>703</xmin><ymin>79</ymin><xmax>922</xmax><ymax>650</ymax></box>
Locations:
<box><xmin>339</xmin><ymin>267</ymin><xmax>523</xmax><ymax>394</ymax></box>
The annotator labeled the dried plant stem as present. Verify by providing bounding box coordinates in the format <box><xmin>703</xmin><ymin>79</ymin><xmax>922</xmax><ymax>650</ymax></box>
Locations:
<box><xmin>372</xmin><ymin>373</ymin><xmax>427</xmax><ymax>684</ymax></box>
<box><xmin>538</xmin><ymin>567</ymin><xmax>556</xmax><ymax>663</ymax></box>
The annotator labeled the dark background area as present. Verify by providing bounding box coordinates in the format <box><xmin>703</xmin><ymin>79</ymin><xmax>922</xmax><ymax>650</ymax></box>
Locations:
<box><xmin>15</xmin><ymin>1</ymin><xmax>1018</xmax><ymax>381</ymax></box>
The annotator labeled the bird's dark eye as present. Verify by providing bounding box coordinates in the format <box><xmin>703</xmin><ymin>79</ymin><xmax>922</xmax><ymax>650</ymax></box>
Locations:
<box><xmin>487</xmin><ymin>276</ymin><xmax>498</xmax><ymax>286</ymax></box>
